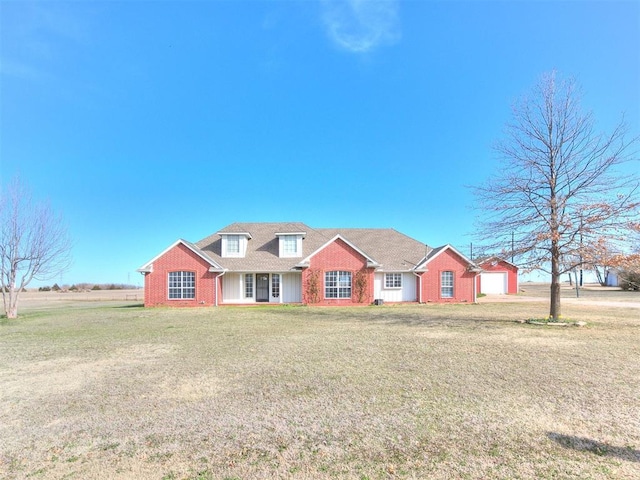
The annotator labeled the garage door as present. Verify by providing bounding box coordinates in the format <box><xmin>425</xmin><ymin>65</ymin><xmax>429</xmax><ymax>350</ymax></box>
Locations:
<box><xmin>481</xmin><ymin>272</ymin><xmax>507</xmax><ymax>294</ymax></box>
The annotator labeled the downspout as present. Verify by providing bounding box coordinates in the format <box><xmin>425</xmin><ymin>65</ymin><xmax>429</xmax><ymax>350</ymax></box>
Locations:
<box><xmin>473</xmin><ymin>271</ymin><xmax>477</xmax><ymax>303</ymax></box>
<box><xmin>214</xmin><ymin>270</ymin><xmax>226</xmax><ymax>307</ymax></box>
<box><xmin>413</xmin><ymin>271</ymin><xmax>422</xmax><ymax>304</ymax></box>
<box><xmin>471</xmin><ymin>267</ymin><xmax>481</xmax><ymax>303</ymax></box>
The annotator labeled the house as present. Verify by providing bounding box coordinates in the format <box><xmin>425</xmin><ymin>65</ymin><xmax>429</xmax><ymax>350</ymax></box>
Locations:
<box><xmin>605</xmin><ymin>269</ymin><xmax>619</xmax><ymax>287</ymax></box>
<box><xmin>475</xmin><ymin>256</ymin><xmax>519</xmax><ymax>294</ymax></box>
<box><xmin>137</xmin><ymin>222</ymin><xmax>481</xmax><ymax>307</ymax></box>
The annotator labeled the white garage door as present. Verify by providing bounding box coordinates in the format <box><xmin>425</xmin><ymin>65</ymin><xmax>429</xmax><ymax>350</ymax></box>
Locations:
<box><xmin>481</xmin><ymin>272</ymin><xmax>507</xmax><ymax>294</ymax></box>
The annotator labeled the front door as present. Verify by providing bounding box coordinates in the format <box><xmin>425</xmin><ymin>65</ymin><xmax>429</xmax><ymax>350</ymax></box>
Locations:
<box><xmin>256</xmin><ymin>274</ymin><xmax>269</xmax><ymax>302</ymax></box>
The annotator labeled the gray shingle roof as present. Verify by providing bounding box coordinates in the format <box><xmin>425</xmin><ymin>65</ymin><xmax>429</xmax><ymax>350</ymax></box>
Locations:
<box><xmin>315</xmin><ymin>228</ymin><xmax>431</xmax><ymax>271</ymax></box>
<box><xmin>194</xmin><ymin>222</ymin><xmax>436</xmax><ymax>272</ymax></box>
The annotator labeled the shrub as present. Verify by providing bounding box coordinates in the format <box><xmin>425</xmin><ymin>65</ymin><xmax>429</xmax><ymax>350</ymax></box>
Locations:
<box><xmin>305</xmin><ymin>269</ymin><xmax>321</xmax><ymax>304</ymax></box>
<box><xmin>39</xmin><ymin>286</ymin><xmax>51</xmax><ymax>292</ymax></box>
<box><xmin>619</xmin><ymin>269</ymin><xmax>640</xmax><ymax>290</ymax></box>
<box><xmin>354</xmin><ymin>269</ymin><xmax>369</xmax><ymax>303</ymax></box>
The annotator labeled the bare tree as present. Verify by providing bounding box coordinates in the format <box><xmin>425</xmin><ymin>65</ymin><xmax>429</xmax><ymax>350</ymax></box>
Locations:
<box><xmin>0</xmin><ymin>178</ymin><xmax>72</xmax><ymax>318</ymax></box>
<box><xmin>472</xmin><ymin>71</ymin><xmax>639</xmax><ymax>320</ymax></box>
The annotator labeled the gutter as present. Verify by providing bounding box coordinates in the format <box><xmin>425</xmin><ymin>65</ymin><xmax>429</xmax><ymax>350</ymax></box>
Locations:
<box><xmin>212</xmin><ymin>269</ymin><xmax>227</xmax><ymax>307</ymax></box>
<box><xmin>412</xmin><ymin>269</ymin><xmax>427</xmax><ymax>304</ymax></box>
<box><xmin>473</xmin><ymin>271</ymin><xmax>477</xmax><ymax>303</ymax></box>
<box><xmin>412</xmin><ymin>272</ymin><xmax>422</xmax><ymax>303</ymax></box>
<box><xmin>467</xmin><ymin>266</ymin><xmax>481</xmax><ymax>303</ymax></box>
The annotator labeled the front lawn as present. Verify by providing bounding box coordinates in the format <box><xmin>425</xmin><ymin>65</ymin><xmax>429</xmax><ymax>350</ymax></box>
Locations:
<box><xmin>1</xmin><ymin>300</ymin><xmax>638</xmax><ymax>479</ymax></box>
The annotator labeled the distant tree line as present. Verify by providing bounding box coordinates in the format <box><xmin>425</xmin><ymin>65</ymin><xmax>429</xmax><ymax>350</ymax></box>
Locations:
<box><xmin>37</xmin><ymin>283</ymin><xmax>140</xmax><ymax>292</ymax></box>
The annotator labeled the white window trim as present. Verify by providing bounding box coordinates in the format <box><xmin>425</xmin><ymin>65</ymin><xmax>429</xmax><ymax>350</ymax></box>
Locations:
<box><xmin>441</xmin><ymin>271</ymin><xmax>454</xmax><ymax>298</ymax></box>
<box><xmin>226</xmin><ymin>235</ymin><xmax>240</xmax><ymax>255</ymax></box>
<box><xmin>221</xmin><ymin>234</ymin><xmax>248</xmax><ymax>258</ymax></box>
<box><xmin>384</xmin><ymin>273</ymin><xmax>402</xmax><ymax>289</ymax></box>
<box><xmin>282</xmin><ymin>236</ymin><xmax>298</xmax><ymax>256</ymax></box>
<box><xmin>244</xmin><ymin>273</ymin><xmax>254</xmax><ymax>299</ymax></box>
<box><xmin>276</xmin><ymin>233</ymin><xmax>304</xmax><ymax>258</ymax></box>
<box><xmin>325</xmin><ymin>270</ymin><xmax>352</xmax><ymax>299</ymax></box>
<box><xmin>168</xmin><ymin>271</ymin><xmax>196</xmax><ymax>300</ymax></box>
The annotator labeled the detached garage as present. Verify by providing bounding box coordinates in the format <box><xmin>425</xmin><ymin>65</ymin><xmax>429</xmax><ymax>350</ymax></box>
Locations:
<box><xmin>476</xmin><ymin>257</ymin><xmax>519</xmax><ymax>295</ymax></box>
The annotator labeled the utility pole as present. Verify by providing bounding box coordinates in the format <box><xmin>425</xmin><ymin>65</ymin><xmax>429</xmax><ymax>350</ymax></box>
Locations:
<box><xmin>579</xmin><ymin>217</ymin><xmax>584</xmax><ymax>287</ymax></box>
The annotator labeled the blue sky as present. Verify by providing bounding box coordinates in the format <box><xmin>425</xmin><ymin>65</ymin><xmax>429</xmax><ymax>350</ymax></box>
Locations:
<box><xmin>1</xmin><ymin>0</ymin><xmax>639</xmax><ymax>287</ymax></box>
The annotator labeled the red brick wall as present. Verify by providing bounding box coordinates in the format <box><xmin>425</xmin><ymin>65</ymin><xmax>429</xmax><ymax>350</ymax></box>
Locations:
<box><xmin>302</xmin><ymin>238</ymin><xmax>374</xmax><ymax>305</ymax></box>
<box><xmin>421</xmin><ymin>248</ymin><xmax>477</xmax><ymax>303</ymax></box>
<box><xmin>143</xmin><ymin>243</ymin><xmax>216</xmax><ymax>307</ymax></box>
<box><xmin>477</xmin><ymin>260</ymin><xmax>519</xmax><ymax>294</ymax></box>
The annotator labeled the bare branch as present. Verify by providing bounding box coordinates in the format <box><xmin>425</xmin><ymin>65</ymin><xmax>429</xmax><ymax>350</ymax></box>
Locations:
<box><xmin>471</xmin><ymin>71</ymin><xmax>640</xmax><ymax>319</ymax></box>
<box><xmin>0</xmin><ymin>177</ymin><xmax>72</xmax><ymax>318</ymax></box>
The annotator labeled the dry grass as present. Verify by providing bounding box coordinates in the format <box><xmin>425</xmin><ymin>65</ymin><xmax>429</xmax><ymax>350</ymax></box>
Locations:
<box><xmin>1</xmin><ymin>287</ymin><xmax>639</xmax><ymax>479</ymax></box>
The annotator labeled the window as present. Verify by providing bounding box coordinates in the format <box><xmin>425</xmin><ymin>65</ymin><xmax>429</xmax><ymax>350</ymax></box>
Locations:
<box><xmin>441</xmin><ymin>271</ymin><xmax>454</xmax><ymax>298</ymax></box>
<box><xmin>385</xmin><ymin>273</ymin><xmax>402</xmax><ymax>289</ymax></box>
<box><xmin>244</xmin><ymin>274</ymin><xmax>253</xmax><ymax>298</ymax></box>
<box><xmin>283</xmin><ymin>235</ymin><xmax>297</xmax><ymax>255</ymax></box>
<box><xmin>272</xmin><ymin>274</ymin><xmax>280</xmax><ymax>298</ymax></box>
<box><xmin>226</xmin><ymin>235</ymin><xmax>240</xmax><ymax>255</ymax></box>
<box><xmin>220</xmin><ymin>232</ymin><xmax>250</xmax><ymax>257</ymax></box>
<box><xmin>277</xmin><ymin>233</ymin><xmax>303</xmax><ymax>257</ymax></box>
<box><xmin>168</xmin><ymin>271</ymin><xmax>195</xmax><ymax>299</ymax></box>
<box><xmin>325</xmin><ymin>270</ymin><xmax>352</xmax><ymax>299</ymax></box>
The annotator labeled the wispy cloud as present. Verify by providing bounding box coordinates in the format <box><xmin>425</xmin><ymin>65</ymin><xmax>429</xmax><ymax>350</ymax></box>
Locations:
<box><xmin>0</xmin><ymin>60</ymin><xmax>52</xmax><ymax>82</ymax></box>
<box><xmin>1</xmin><ymin>2</ymin><xmax>90</xmax><ymax>82</ymax></box>
<box><xmin>321</xmin><ymin>0</ymin><xmax>401</xmax><ymax>53</ymax></box>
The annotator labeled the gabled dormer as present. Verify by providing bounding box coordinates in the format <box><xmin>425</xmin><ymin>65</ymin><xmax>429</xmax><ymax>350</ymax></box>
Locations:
<box><xmin>275</xmin><ymin>231</ymin><xmax>306</xmax><ymax>258</ymax></box>
<box><xmin>218</xmin><ymin>231</ymin><xmax>251</xmax><ymax>258</ymax></box>
<box><xmin>295</xmin><ymin>234</ymin><xmax>380</xmax><ymax>269</ymax></box>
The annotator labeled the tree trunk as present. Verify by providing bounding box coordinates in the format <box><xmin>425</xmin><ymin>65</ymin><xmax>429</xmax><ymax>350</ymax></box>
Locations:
<box><xmin>550</xmin><ymin>277</ymin><xmax>561</xmax><ymax>320</ymax></box>
<box><xmin>5</xmin><ymin>287</ymin><xmax>19</xmax><ymax>318</ymax></box>
<box><xmin>550</xmin><ymin>242</ymin><xmax>562</xmax><ymax>320</ymax></box>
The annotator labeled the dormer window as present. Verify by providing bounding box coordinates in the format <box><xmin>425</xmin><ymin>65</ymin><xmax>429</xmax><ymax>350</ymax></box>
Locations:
<box><xmin>283</xmin><ymin>235</ymin><xmax>297</xmax><ymax>255</ymax></box>
<box><xmin>219</xmin><ymin>232</ymin><xmax>251</xmax><ymax>257</ymax></box>
<box><xmin>276</xmin><ymin>232</ymin><xmax>305</xmax><ymax>258</ymax></box>
<box><xmin>227</xmin><ymin>235</ymin><xmax>240</xmax><ymax>255</ymax></box>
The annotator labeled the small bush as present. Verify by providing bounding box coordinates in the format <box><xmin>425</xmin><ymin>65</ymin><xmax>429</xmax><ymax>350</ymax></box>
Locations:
<box><xmin>39</xmin><ymin>286</ymin><xmax>51</xmax><ymax>292</ymax></box>
<box><xmin>91</xmin><ymin>285</ymin><xmax>102</xmax><ymax>290</ymax></box>
<box><xmin>619</xmin><ymin>269</ymin><xmax>640</xmax><ymax>290</ymax></box>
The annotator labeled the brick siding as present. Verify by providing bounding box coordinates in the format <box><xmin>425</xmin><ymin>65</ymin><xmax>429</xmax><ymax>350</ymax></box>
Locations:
<box><xmin>302</xmin><ymin>238</ymin><xmax>375</xmax><ymax>306</ymax></box>
<box><xmin>421</xmin><ymin>248</ymin><xmax>476</xmax><ymax>303</ymax></box>
<box><xmin>142</xmin><ymin>239</ymin><xmax>479</xmax><ymax>307</ymax></box>
<box><xmin>143</xmin><ymin>243</ymin><xmax>216</xmax><ymax>307</ymax></box>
